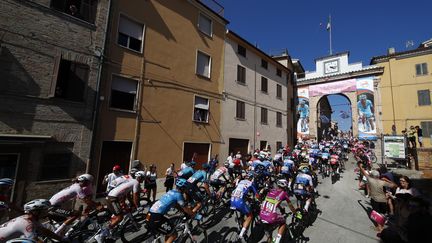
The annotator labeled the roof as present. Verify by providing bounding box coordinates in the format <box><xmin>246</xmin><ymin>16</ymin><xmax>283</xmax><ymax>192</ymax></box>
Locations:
<box><xmin>194</xmin><ymin>0</ymin><xmax>229</xmax><ymax>24</ymax></box>
<box><xmin>314</xmin><ymin>51</ymin><xmax>350</xmax><ymax>62</ymax></box>
<box><xmin>226</xmin><ymin>29</ymin><xmax>292</xmax><ymax>72</ymax></box>
<box><xmin>297</xmin><ymin>65</ymin><xmax>383</xmax><ymax>84</ymax></box>
<box><xmin>370</xmin><ymin>46</ymin><xmax>432</xmax><ymax>64</ymax></box>
<box><xmin>291</xmin><ymin>59</ymin><xmax>305</xmax><ymax>74</ymax></box>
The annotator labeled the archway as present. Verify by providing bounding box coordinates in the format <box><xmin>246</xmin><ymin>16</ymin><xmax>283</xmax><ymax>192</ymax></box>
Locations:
<box><xmin>316</xmin><ymin>94</ymin><xmax>352</xmax><ymax>141</ymax></box>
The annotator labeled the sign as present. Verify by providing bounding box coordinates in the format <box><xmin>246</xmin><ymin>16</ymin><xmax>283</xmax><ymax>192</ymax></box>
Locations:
<box><xmin>356</xmin><ymin>77</ymin><xmax>377</xmax><ymax>140</ymax></box>
<box><xmin>309</xmin><ymin>79</ymin><xmax>356</xmax><ymax>97</ymax></box>
<box><xmin>297</xmin><ymin>86</ymin><xmax>310</xmax><ymax>139</ymax></box>
<box><xmin>383</xmin><ymin>136</ymin><xmax>406</xmax><ymax>159</ymax></box>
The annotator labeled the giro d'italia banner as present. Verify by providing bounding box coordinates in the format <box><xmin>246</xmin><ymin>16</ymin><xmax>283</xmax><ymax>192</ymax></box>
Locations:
<box><xmin>356</xmin><ymin>77</ymin><xmax>377</xmax><ymax>140</ymax></box>
<box><xmin>297</xmin><ymin>87</ymin><xmax>310</xmax><ymax>139</ymax></box>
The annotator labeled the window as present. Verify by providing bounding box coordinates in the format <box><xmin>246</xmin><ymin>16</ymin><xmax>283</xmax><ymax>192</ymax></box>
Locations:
<box><xmin>420</xmin><ymin>121</ymin><xmax>432</xmax><ymax>137</ymax></box>
<box><xmin>236</xmin><ymin>100</ymin><xmax>245</xmax><ymax>119</ymax></box>
<box><xmin>415</xmin><ymin>63</ymin><xmax>428</xmax><ymax>76</ymax></box>
<box><xmin>118</xmin><ymin>15</ymin><xmax>144</xmax><ymax>52</ymax></box>
<box><xmin>260</xmin><ymin>141</ymin><xmax>267</xmax><ymax>150</ymax></box>
<box><xmin>261</xmin><ymin>59</ymin><xmax>268</xmax><ymax>69</ymax></box>
<box><xmin>198</xmin><ymin>13</ymin><xmax>212</xmax><ymax>37</ymax></box>
<box><xmin>50</xmin><ymin>0</ymin><xmax>97</xmax><ymax>23</ymax></box>
<box><xmin>276</xmin><ymin>112</ymin><xmax>282</xmax><ymax>127</ymax></box>
<box><xmin>276</xmin><ymin>84</ymin><xmax>282</xmax><ymax>99</ymax></box>
<box><xmin>196</xmin><ymin>51</ymin><xmax>211</xmax><ymax>78</ymax></box>
<box><xmin>238</xmin><ymin>45</ymin><xmax>246</xmax><ymax>57</ymax></box>
<box><xmin>110</xmin><ymin>76</ymin><xmax>138</xmax><ymax>111</ymax></box>
<box><xmin>237</xmin><ymin>65</ymin><xmax>246</xmax><ymax>84</ymax></box>
<box><xmin>261</xmin><ymin>77</ymin><xmax>268</xmax><ymax>93</ymax></box>
<box><xmin>193</xmin><ymin>96</ymin><xmax>209</xmax><ymax>123</ymax></box>
<box><xmin>51</xmin><ymin>59</ymin><xmax>88</xmax><ymax>101</ymax></box>
<box><xmin>261</xmin><ymin>107</ymin><xmax>268</xmax><ymax>124</ymax></box>
<box><xmin>418</xmin><ymin>90</ymin><xmax>431</xmax><ymax>106</ymax></box>
<box><xmin>276</xmin><ymin>141</ymin><xmax>282</xmax><ymax>150</ymax></box>
<box><xmin>276</xmin><ymin>68</ymin><xmax>282</xmax><ymax>77</ymax></box>
<box><xmin>39</xmin><ymin>153</ymin><xmax>71</xmax><ymax>180</ymax></box>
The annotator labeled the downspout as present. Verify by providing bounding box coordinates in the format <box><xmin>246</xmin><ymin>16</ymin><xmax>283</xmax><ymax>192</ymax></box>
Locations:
<box><xmin>87</xmin><ymin>0</ymin><xmax>112</xmax><ymax>177</ymax></box>
<box><xmin>130</xmin><ymin>58</ymin><xmax>144</xmax><ymax>169</ymax></box>
<box><xmin>253</xmin><ymin>64</ymin><xmax>257</xmax><ymax>151</ymax></box>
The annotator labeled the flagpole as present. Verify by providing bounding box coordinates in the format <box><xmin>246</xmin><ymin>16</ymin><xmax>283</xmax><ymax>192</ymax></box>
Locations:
<box><xmin>329</xmin><ymin>14</ymin><xmax>332</xmax><ymax>55</ymax></box>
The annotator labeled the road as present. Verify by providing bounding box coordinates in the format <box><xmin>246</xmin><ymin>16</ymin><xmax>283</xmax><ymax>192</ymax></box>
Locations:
<box><xmin>127</xmin><ymin>157</ymin><xmax>381</xmax><ymax>242</ymax></box>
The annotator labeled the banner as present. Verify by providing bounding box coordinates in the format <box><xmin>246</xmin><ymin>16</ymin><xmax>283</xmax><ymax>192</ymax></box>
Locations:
<box><xmin>356</xmin><ymin>77</ymin><xmax>377</xmax><ymax>140</ymax></box>
<box><xmin>309</xmin><ymin>79</ymin><xmax>356</xmax><ymax>97</ymax></box>
<box><xmin>297</xmin><ymin>87</ymin><xmax>310</xmax><ymax>139</ymax></box>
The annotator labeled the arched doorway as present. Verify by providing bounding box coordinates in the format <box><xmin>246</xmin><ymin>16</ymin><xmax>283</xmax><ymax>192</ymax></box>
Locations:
<box><xmin>316</xmin><ymin>94</ymin><xmax>352</xmax><ymax>141</ymax></box>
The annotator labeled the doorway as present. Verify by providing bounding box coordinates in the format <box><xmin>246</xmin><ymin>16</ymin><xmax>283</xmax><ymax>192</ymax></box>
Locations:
<box><xmin>183</xmin><ymin>143</ymin><xmax>210</xmax><ymax>169</ymax></box>
<box><xmin>0</xmin><ymin>154</ymin><xmax>19</xmax><ymax>200</ymax></box>
<box><xmin>228</xmin><ymin>138</ymin><xmax>249</xmax><ymax>157</ymax></box>
<box><xmin>317</xmin><ymin>94</ymin><xmax>352</xmax><ymax>141</ymax></box>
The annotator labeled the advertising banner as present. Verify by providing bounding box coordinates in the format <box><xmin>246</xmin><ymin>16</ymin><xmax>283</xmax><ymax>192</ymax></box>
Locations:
<box><xmin>356</xmin><ymin>77</ymin><xmax>377</xmax><ymax>140</ymax></box>
<box><xmin>297</xmin><ymin>87</ymin><xmax>310</xmax><ymax>139</ymax></box>
<box><xmin>383</xmin><ymin>136</ymin><xmax>406</xmax><ymax>159</ymax></box>
<box><xmin>309</xmin><ymin>79</ymin><xmax>356</xmax><ymax>97</ymax></box>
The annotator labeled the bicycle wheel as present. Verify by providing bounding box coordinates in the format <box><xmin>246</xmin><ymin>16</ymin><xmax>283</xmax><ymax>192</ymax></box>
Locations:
<box><xmin>370</xmin><ymin>154</ymin><xmax>377</xmax><ymax>163</ymax></box>
<box><xmin>221</xmin><ymin>227</ymin><xmax>240</xmax><ymax>243</ymax></box>
<box><xmin>178</xmin><ymin>225</ymin><xmax>208</xmax><ymax>243</ymax></box>
<box><xmin>120</xmin><ymin>216</ymin><xmax>148</xmax><ymax>243</ymax></box>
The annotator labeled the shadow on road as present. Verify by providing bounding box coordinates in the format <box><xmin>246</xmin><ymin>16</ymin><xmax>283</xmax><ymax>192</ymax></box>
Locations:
<box><xmin>316</xmin><ymin>216</ymin><xmax>378</xmax><ymax>241</ymax></box>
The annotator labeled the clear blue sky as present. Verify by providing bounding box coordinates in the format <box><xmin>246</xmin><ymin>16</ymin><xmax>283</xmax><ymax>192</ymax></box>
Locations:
<box><xmin>218</xmin><ymin>0</ymin><xmax>432</xmax><ymax>71</ymax></box>
<box><xmin>327</xmin><ymin>95</ymin><xmax>352</xmax><ymax>131</ymax></box>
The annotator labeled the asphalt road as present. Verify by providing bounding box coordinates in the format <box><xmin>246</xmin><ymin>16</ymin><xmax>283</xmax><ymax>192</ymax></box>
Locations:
<box><xmin>125</xmin><ymin>157</ymin><xmax>381</xmax><ymax>243</ymax></box>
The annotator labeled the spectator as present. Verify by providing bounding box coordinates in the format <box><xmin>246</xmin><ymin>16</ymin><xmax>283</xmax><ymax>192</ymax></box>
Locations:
<box><xmin>226</xmin><ymin>152</ymin><xmax>234</xmax><ymax>178</ymax></box>
<box><xmin>415</xmin><ymin>126</ymin><xmax>423</xmax><ymax>147</ymax></box>
<box><xmin>391</xmin><ymin>124</ymin><xmax>397</xmax><ymax>136</ymax></box>
<box><xmin>103</xmin><ymin>165</ymin><xmax>123</xmax><ymax>192</ymax></box>
<box><xmin>145</xmin><ymin>164</ymin><xmax>157</xmax><ymax>202</ymax></box>
<box><xmin>164</xmin><ymin>163</ymin><xmax>175</xmax><ymax>193</ymax></box>
<box><xmin>208</xmin><ymin>154</ymin><xmax>219</xmax><ymax>177</ymax></box>
<box><xmin>407</xmin><ymin>126</ymin><xmax>416</xmax><ymax>148</ymax></box>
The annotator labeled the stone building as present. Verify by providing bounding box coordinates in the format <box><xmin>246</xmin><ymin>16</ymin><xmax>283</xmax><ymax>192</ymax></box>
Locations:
<box><xmin>0</xmin><ymin>0</ymin><xmax>109</xmax><ymax>204</ymax></box>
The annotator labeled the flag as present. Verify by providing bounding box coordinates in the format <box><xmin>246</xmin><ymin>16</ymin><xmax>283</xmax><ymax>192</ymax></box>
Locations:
<box><xmin>326</xmin><ymin>15</ymin><xmax>331</xmax><ymax>31</ymax></box>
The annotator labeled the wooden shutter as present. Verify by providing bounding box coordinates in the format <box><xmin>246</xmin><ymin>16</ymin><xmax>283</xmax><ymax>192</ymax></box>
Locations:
<box><xmin>48</xmin><ymin>51</ymin><xmax>61</xmax><ymax>98</ymax></box>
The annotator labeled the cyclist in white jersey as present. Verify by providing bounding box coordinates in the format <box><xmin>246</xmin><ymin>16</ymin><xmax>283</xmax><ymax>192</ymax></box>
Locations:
<box><xmin>210</xmin><ymin>165</ymin><xmax>231</xmax><ymax>199</ymax></box>
<box><xmin>48</xmin><ymin>174</ymin><xmax>99</xmax><ymax>236</ymax></box>
<box><xmin>0</xmin><ymin>199</ymin><xmax>63</xmax><ymax>242</ymax></box>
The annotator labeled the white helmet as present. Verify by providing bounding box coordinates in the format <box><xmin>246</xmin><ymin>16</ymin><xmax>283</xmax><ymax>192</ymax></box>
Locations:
<box><xmin>135</xmin><ymin>171</ymin><xmax>146</xmax><ymax>179</ymax></box>
<box><xmin>24</xmin><ymin>199</ymin><xmax>51</xmax><ymax>213</ymax></box>
<box><xmin>6</xmin><ymin>239</ymin><xmax>37</xmax><ymax>243</ymax></box>
<box><xmin>77</xmin><ymin>174</ymin><xmax>94</xmax><ymax>182</ymax></box>
<box><xmin>276</xmin><ymin>179</ymin><xmax>288</xmax><ymax>189</ymax></box>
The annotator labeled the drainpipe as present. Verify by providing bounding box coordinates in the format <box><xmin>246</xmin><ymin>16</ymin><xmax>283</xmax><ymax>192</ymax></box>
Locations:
<box><xmin>253</xmin><ymin>64</ymin><xmax>257</xmax><ymax>151</ymax></box>
<box><xmin>87</xmin><ymin>0</ymin><xmax>112</xmax><ymax>178</ymax></box>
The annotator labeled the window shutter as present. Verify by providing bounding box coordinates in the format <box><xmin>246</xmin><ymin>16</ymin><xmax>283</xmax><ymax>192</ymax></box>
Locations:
<box><xmin>49</xmin><ymin>52</ymin><xmax>61</xmax><ymax>98</ymax></box>
<box><xmin>119</xmin><ymin>16</ymin><xmax>143</xmax><ymax>40</ymax></box>
<box><xmin>422</xmin><ymin>63</ymin><xmax>428</xmax><ymax>74</ymax></box>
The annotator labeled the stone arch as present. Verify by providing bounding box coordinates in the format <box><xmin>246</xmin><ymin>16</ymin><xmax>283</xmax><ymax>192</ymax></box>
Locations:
<box><xmin>308</xmin><ymin>91</ymin><xmax>358</xmax><ymax>140</ymax></box>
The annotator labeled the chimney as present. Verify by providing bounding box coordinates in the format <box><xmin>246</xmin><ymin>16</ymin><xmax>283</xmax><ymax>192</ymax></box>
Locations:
<box><xmin>387</xmin><ymin>47</ymin><xmax>395</xmax><ymax>55</ymax></box>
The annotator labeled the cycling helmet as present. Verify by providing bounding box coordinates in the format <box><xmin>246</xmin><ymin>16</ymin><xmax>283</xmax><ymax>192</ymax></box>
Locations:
<box><xmin>129</xmin><ymin>168</ymin><xmax>138</xmax><ymax>175</ymax></box>
<box><xmin>175</xmin><ymin>178</ymin><xmax>187</xmax><ymax>188</ymax></box>
<box><xmin>6</xmin><ymin>239</ymin><xmax>37</xmax><ymax>243</ymax></box>
<box><xmin>24</xmin><ymin>199</ymin><xmax>51</xmax><ymax>213</ymax></box>
<box><xmin>246</xmin><ymin>171</ymin><xmax>255</xmax><ymax>179</ymax></box>
<box><xmin>224</xmin><ymin>162</ymin><xmax>230</xmax><ymax>168</ymax></box>
<box><xmin>135</xmin><ymin>171</ymin><xmax>146</xmax><ymax>179</ymax></box>
<box><xmin>276</xmin><ymin>179</ymin><xmax>288</xmax><ymax>188</ymax></box>
<box><xmin>202</xmin><ymin>163</ymin><xmax>209</xmax><ymax>170</ymax></box>
<box><xmin>0</xmin><ymin>178</ymin><xmax>14</xmax><ymax>187</ymax></box>
<box><xmin>113</xmin><ymin>165</ymin><xmax>121</xmax><ymax>171</ymax></box>
<box><xmin>299</xmin><ymin>166</ymin><xmax>310</xmax><ymax>174</ymax></box>
<box><xmin>0</xmin><ymin>201</ymin><xmax>8</xmax><ymax>210</ymax></box>
<box><xmin>188</xmin><ymin>161</ymin><xmax>197</xmax><ymax>167</ymax></box>
<box><xmin>77</xmin><ymin>174</ymin><xmax>94</xmax><ymax>183</ymax></box>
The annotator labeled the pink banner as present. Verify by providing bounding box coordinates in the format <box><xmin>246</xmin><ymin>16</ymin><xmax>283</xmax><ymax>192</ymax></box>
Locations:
<box><xmin>309</xmin><ymin>79</ymin><xmax>356</xmax><ymax>97</ymax></box>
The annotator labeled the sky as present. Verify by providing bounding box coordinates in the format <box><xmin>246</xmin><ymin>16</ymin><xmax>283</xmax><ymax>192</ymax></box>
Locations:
<box><xmin>217</xmin><ymin>0</ymin><xmax>432</xmax><ymax>71</ymax></box>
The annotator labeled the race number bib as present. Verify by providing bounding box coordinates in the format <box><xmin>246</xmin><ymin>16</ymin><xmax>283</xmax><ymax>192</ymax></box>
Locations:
<box><xmin>261</xmin><ymin>198</ymin><xmax>278</xmax><ymax>213</ymax></box>
<box><xmin>295</xmin><ymin>184</ymin><xmax>304</xmax><ymax>190</ymax></box>
<box><xmin>232</xmin><ymin>189</ymin><xmax>243</xmax><ymax>198</ymax></box>
<box><xmin>187</xmin><ymin>177</ymin><xmax>196</xmax><ymax>184</ymax></box>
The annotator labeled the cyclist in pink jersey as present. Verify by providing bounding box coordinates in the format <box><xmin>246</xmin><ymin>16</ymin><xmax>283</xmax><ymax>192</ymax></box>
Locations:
<box><xmin>259</xmin><ymin>179</ymin><xmax>296</xmax><ymax>243</ymax></box>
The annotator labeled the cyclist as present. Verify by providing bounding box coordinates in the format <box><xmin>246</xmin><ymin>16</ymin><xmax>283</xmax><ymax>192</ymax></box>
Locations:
<box><xmin>0</xmin><ymin>179</ymin><xmax>21</xmax><ymax>221</ymax></box>
<box><xmin>209</xmin><ymin>164</ymin><xmax>231</xmax><ymax>200</ymax></box>
<box><xmin>177</xmin><ymin>161</ymin><xmax>196</xmax><ymax>180</ymax></box>
<box><xmin>293</xmin><ymin>166</ymin><xmax>314</xmax><ymax>213</ymax></box>
<box><xmin>185</xmin><ymin>163</ymin><xmax>210</xmax><ymax>213</ymax></box>
<box><xmin>0</xmin><ymin>199</ymin><xmax>63</xmax><ymax>242</ymax></box>
<box><xmin>48</xmin><ymin>174</ymin><xmax>99</xmax><ymax>236</ymax></box>
<box><xmin>273</xmin><ymin>149</ymin><xmax>283</xmax><ymax>174</ymax></box>
<box><xmin>259</xmin><ymin>179</ymin><xmax>297</xmax><ymax>243</ymax></box>
<box><xmin>280</xmin><ymin>156</ymin><xmax>295</xmax><ymax>186</ymax></box>
<box><xmin>96</xmin><ymin>171</ymin><xmax>146</xmax><ymax>243</ymax></box>
<box><xmin>147</xmin><ymin>178</ymin><xmax>197</xmax><ymax>243</ymax></box>
<box><xmin>230</xmin><ymin>172</ymin><xmax>259</xmax><ymax>240</ymax></box>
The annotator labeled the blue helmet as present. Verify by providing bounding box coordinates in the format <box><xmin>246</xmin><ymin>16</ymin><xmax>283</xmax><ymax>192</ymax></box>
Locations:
<box><xmin>175</xmin><ymin>178</ymin><xmax>187</xmax><ymax>188</ymax></box>
<box><xmin>187</xmin><ymin>161</ymin><xmax>196</xmax><ymax>167</ymax></box>
<box><xmin>300</xmin><ymin>166</ymin><xmax>310</xmax><ymax>174</ymax></box>
<box><xmin>202</xmin><ymin>163</ymin><xmax>210</xmax><ymax>170</ymax></box>
<box><xmin>0</xmin><ymin>178</ymin><xmax>14</xmax><ymax>187</ymax></box>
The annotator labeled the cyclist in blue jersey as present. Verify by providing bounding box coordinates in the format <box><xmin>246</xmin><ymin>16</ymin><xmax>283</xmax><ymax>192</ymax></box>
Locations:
<box><xmin>357</xmin><ymin>94</ymin><xmax>375</xmax><ymax>132</ymax></box>
<box><xmin>297</xmin><ymin>100</ymin><xmax>309</xmax><ymax>132</ymax></box>
<box><xmin>293</xmin><ymin>166</ymin><xmax>314</xmax><ymax>212</ymax></box>
<box><xmin>177</xmin><ymin>161</ymin><xmax>196</xmax><ymax>180</ymax></box>
<box><xmin>147</xmin><ymin>178</ymin><xmax>197</xmax><ymax>243</ymax></box>
<box><xmin>185</xmin><ymin>163</ymin><xmax>210</xmax><ymax>212</ymax></box>
<box><xmin>230</xmin><ymin>173</ymin><xmax>259</xmax><ymax>240</ymax></box>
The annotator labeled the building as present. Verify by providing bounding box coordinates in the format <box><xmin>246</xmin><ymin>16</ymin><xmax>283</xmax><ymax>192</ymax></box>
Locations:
<box><xmin>220</xmin><ymin>30</ymin><xmax>296</xmax><ymax>160</ymax></box>
<box><xmin>92</xmin><ymin>0</ymin><xmax>228</xmax><ymax>191</ymax></box>
<box><xmin>0</xmin><ymin>0</ymin><xmax>109</xmax><ymax>204</ymax></box>
<box><xmin>371</xmin><ymin>42</ymin><xmax>432</xmax><ymax>147</ymax></box>
<box><xmin>297</xmin><ymin>52</ymin><xmax>383</xmax><ymax>141</ymax></box>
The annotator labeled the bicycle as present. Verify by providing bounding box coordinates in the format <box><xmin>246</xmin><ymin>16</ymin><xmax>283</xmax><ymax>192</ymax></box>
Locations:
<box><xmin>221</xmin><ymin>199</ymin><xmax>260</xmax><ymax>243</ymax></box>
<box><xmin>257</xmin><ymin>210</ymin><xmax>293</xmax><ymax>243</ymax></box>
